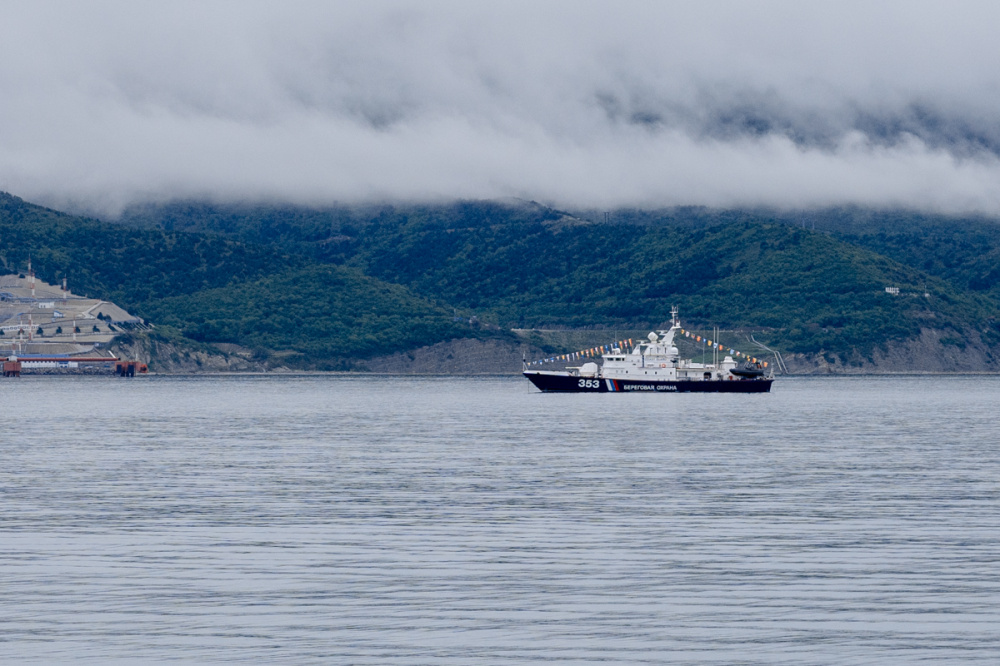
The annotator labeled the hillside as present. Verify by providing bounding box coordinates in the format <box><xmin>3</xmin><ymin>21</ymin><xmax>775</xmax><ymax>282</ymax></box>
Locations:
<box><xmin>0</xmin><ymin>192</ymin><xmax>486</xmax><ymax>369</ymax></box>
<box><xmin>0</xmin><ymin>192</ymin><xmax>301</xmax><ymax>307</ymax></box>
<box><xmin>110</xmin><ymin>198</ymin><xmax>1000</xmax><ymax>369</ymax></box>
<box><xmin>6</xmin><ymin>191</ymin><xmax>1000</xmax><ymax>372</ymax></box>
<box><xmin>143</xmin><ymin>264</ymin><xmax>478</xmax><ymax>369</ymax></box>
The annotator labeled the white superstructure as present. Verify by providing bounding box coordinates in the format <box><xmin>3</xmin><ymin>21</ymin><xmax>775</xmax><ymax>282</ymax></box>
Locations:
<box><xmin>574</xmin><ymin>307</ymin><xmax>739</xmax><ymax>382</ymax></box>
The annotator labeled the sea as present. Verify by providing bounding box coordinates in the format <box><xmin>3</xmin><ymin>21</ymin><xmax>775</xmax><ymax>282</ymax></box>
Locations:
<box><xmin>1</xmin><ymin>374</ymin><xmax>999</xmax><ymax>664</ymax></box>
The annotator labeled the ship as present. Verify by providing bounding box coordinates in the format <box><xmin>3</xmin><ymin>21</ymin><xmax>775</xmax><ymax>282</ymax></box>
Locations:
<box><xmin>523</xmin><ymin>308</ymin><xmax>774</xmax><ymax>393</ymax></box>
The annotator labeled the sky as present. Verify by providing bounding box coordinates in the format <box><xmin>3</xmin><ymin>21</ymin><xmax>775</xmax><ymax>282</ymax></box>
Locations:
<box><xmin>3</xmin><ymin>1</ymin><xmax>1000</xmax><ymax>217</ymax></box>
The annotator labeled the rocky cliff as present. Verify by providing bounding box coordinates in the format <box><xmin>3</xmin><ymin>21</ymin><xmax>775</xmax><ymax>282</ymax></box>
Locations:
<box><xmin>108</xmin><ymin>327</ymin><xmax>998</xmax><ymax>376</ymax></box>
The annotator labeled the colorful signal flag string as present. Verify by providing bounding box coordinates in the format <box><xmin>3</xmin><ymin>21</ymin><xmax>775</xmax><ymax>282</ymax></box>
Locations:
<box><xmin>528</xmin><ymin>332</ymin><xmax>769</xmax><ymax>367</ymax></box>
<box><xmin>528</xmin><ymin>339</ymin><xmax>634</xmax><ymax>366</ymax></box>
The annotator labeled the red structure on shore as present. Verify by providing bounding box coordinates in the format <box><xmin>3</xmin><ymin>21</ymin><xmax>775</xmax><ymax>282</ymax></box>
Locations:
<box><xmin>0</xmin><ymin>355</ymin><xmax>146</xmax><ymax>377</ymax></box>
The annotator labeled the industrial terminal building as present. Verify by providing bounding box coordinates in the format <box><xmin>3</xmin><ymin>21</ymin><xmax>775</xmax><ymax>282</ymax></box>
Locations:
<box><xmin>0</xmin><ymin>272</ymin><xmax>146</xmax><ymax>372</ymax></box>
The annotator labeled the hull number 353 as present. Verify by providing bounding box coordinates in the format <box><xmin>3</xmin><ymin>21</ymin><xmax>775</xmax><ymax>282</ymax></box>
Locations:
<box><xmin>578</xmin><ymin>379</ymin><xmax>601</xmax><ymax>389</ymax></box>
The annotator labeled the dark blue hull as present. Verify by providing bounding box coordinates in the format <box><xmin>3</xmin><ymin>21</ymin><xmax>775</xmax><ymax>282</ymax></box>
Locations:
<box><xmin>524</xmin><ymin>371</ymin><xmax>773</xmax><ymax>393</ymax></box>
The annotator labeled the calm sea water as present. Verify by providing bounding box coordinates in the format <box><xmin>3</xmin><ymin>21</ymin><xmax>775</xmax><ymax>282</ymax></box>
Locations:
<box><xmin>1</xmin><ymin>374</ymin><xmax>999</xmax><ymax>664</ymax></box>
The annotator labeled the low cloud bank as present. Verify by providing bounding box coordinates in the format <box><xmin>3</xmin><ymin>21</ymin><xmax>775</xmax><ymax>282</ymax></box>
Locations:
<box><xmin>3</xmin><ymin>1</ymin><xmax>1000</xmax><ymax>216</ymax></box>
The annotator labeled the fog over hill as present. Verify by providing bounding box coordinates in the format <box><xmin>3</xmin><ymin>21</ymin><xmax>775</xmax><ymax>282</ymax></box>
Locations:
<box><xmin>3</xmin><ymin>2</ymin><xmax>1000</xmax><ymax>216</ymax></box>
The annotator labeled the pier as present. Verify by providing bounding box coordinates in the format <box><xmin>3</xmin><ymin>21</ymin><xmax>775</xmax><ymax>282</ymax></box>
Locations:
<box><xmin>0</xmin><ymin>355</ymin><xmax>145</xmax><ymax>378</ymax></box>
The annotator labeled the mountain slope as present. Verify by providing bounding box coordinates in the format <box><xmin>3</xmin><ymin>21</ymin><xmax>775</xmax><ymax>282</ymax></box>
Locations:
<box><xmin>115</xmin><ymin>197</ymin><xmax>1000</xmax><ymax>364</ymax></box>
<box><xmin>10</xmin><ymin>192</ymin><xmax>1000</xmax><ymax>371</ymax></box>
<box><xmin>143</xmin><ymin>264</ymin><xmax>477</xmax><ymax>368</ymax></box>
<box><xmin>0</xmin><ymin>192</ymin><xmax>483</xmax><ymax>367</ymax></box>
<box><xmin>1</xmin><ymin>192</ymin><xmax>301</xmax><ymax>308</ymax></box>
<box><xmin>345</xmin><ymin>211</ymin><xmax>999</xmax><ymax>358</ymax></box>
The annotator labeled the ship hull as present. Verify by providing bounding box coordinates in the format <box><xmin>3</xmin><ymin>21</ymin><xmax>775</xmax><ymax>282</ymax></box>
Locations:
<box><xmin>524</xmin><ymin>371</ymin><xmax>773</xmax><ymax>393</ymax></box>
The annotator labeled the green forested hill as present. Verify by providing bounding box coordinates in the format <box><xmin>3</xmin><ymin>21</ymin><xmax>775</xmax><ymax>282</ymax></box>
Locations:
<box><xmin>807</xmin><ymin>210</ymin><xmax>1000</xmax><ymax>300</ymax></box>
<box><xmin>143</xmin><ymin>264</ymin><xmax>472</xmax><ymax>368</ymax></box>
<box><xmin>0</xmin><ymin>192</ymin><xmax>303</xmax><ymax>306</ymax></box>
<box><xmin>5</xmin><ymin>190</ymin><xmax>1000</xmax><ymax>368</ymax></box>
<box><xmin>118</xmin><ymin>197</ymin><xmax>1000</xmax><ymax>359</ymax></box>
<box><xmin>0</xmin><ymin>192</ymin><xmax>482</xmax><ymax>367</ymax></box>
<box><xmin>345</xmin><ymin>212</ymin><xmax>998</xmax><ymax>357</ymax></box>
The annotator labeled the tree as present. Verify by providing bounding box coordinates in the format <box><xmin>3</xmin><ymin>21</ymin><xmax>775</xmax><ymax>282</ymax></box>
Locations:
<box><xmin>56</xmin><ymin>326</ymin><xmax>63</xmax><ymax>334</ymax></box>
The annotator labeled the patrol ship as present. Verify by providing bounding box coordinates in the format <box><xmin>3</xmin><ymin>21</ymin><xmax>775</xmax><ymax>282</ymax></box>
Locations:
<box><xmin>523</xmin><ymin>308</ymin><xmax>774</xmax><ymax>393</ymax></box>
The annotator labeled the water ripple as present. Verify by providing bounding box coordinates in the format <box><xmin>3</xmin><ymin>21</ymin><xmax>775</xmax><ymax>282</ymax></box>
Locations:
<box><xmin>1</xmin><ymin>375</ymin><xmax>999</xmax><ymax>663</ymax></box>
